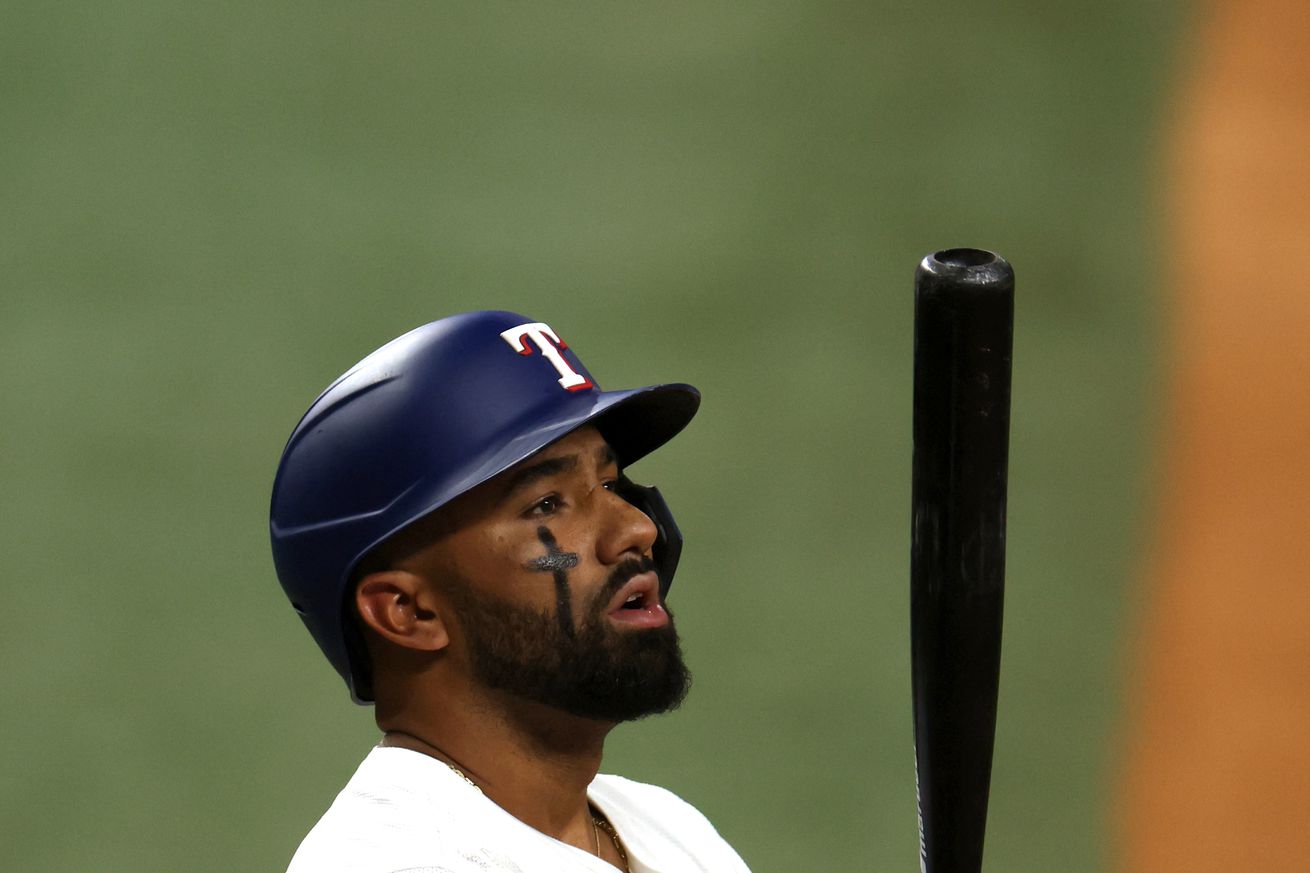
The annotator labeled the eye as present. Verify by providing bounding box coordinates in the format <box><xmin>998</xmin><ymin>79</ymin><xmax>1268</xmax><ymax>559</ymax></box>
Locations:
<box><xmin>526</xmin><ymin>495</ymin><xmax>562</xmax><ymax>517</ymax></box>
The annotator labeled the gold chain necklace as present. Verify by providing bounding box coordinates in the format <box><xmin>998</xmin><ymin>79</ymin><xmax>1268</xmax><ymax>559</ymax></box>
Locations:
<box><xmin>442</xmin><ymin>761</ymin><xmax>483</xmax><ymax>794</ymax></box>
<box><xmin>592</xmin><ymin>812</ymin><xmax>629</xmax><ymax>870</ymax></box>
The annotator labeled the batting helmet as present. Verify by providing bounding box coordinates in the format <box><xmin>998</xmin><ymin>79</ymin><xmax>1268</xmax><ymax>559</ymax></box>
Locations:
<box><xmin>269</xmin><ymin>311</ymin><xmax>699</xmax><ymax>703</ymax></box>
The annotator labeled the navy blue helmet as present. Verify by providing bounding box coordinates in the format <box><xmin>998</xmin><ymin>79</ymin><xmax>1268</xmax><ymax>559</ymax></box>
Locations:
<box><xmin>269</xmin><ymin>311</ymin><xmax>699</xmax><ymax>703</ymax></box>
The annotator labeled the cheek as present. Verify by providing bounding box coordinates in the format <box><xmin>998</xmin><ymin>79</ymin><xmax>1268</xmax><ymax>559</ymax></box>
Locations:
<box><xmin>455</xmin><ymin>521</ymin><xmax>602</xmax><ymax>602</ymax></box>
<box><xmin>471</xmin><ymin>528</ymin><xmax>574</xmax><ymax>597</ymax></box>
<box><xmin>446</xmin><ymin>530</ymin><xmax>528</xmax><ymax>587</ymax></box>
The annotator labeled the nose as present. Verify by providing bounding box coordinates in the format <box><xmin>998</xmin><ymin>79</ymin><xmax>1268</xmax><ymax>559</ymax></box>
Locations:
<box><xmin>596</xmin><ymin>485</ymin><xmax>659</xmax><ymax>565</ymax></box>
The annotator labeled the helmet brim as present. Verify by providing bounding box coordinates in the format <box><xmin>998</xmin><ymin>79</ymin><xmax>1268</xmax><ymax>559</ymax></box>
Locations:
<box><xmin>590</xmin><ymin>383</ymin><xmax>700</xmax><ymax>468</ymax></box>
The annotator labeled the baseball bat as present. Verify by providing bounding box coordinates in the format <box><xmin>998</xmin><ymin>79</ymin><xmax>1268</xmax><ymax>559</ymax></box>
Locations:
<box><xmin>910</xmin><ymin>248</ymin><xmax>1014</xmax><ymax>873</ymax></box>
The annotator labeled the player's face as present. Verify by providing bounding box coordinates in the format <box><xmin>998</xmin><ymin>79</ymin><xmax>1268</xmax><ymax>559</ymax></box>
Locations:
<box><xmin>418</xmin><ymin>426</ymin><xmax>690</xmax><ymax>722</ymax></box>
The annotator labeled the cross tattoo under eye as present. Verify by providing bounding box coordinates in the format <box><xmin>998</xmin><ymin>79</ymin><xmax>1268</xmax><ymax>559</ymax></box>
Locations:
<box><xmin>525</xmin><ymin>526</ymin><xmax>580</xmax><ymax>637</ymax></box>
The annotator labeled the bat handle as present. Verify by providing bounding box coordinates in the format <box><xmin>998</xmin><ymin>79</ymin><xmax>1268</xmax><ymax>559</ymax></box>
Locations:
<box><xmin>911</xmin><ymin>248</ymin><xmax>1014</xmax><ymax>873</ymax></box>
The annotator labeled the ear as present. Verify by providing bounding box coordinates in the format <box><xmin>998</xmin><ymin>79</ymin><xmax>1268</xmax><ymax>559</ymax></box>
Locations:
<box><xmin>355</xmin><ymin>571</ymin><xmax>450</xmax><ymax>652</ymax></box>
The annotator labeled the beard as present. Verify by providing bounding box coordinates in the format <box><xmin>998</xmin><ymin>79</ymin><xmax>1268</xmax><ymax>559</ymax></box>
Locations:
<box><xmin>444</xmin><ymin>559</ymin><xmax>692</xmax><ymax>722</ymax></box>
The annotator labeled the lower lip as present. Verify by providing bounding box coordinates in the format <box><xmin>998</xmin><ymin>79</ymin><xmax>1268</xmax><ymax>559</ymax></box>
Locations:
<box><xmin>607</xmin><ymin>601</ymin><xmax>669</xmax><ymax>629</ymax></box>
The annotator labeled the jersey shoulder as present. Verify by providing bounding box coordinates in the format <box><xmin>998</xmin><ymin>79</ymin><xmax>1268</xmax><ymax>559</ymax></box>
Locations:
<box><xmin>284</xmin><ymin>749</ymin><xmax>495</xmax><ymax>873</ymax></box>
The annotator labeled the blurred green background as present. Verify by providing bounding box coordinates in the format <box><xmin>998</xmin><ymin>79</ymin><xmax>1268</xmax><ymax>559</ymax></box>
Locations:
<box><xmin>1</xmin><ymin>2</ymin><xmax>1186</xmax><ymax>870</ymax></box>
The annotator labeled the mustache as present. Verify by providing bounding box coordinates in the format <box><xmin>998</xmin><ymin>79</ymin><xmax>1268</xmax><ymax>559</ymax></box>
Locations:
<box><xmin>595</xmin><ymin>555</ymin><xmax>656</xmax><ymax>603</ymax></box>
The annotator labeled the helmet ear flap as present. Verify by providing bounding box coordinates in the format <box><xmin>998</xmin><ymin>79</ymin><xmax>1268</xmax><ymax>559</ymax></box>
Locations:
<box><xmin>615</xmin><ymin>477</ymin><xmax>683</xmax><ymax>596</ymax></box>
<box><xmin>340</xmin><ymin>586</ymin><xmax>375</xmax><ymax>703</ymax></box>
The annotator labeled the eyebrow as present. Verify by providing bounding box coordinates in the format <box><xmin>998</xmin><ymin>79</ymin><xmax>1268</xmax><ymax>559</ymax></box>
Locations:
<box><xmin>498</xmin><ymin>442</ymin><xmax>619</xmax><ymax>501</ymax></box>
<box><xmin>499</xmin><ymin>456</ymin><xmax>578</xmax><ymax>500</ymax></box>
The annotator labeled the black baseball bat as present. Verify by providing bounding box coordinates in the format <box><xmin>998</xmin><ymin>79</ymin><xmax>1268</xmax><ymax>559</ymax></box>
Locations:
<box><xmin>910</xmin><ymin>248</ymin><xmax>1014</xmax><ymax>873</ymax></box>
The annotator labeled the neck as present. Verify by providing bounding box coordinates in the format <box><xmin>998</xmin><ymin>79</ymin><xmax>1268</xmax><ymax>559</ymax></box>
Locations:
<box><xmin>377</xmin><ymin>685</ymin><xmax>613</xmax><ymax>847</ymax></box>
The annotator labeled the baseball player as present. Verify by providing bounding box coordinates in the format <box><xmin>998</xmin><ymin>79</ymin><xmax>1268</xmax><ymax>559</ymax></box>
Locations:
<box><xmin>270</xmin><ymin>311</ymin><xmax>752</xmax><ymax>872</ymax></box>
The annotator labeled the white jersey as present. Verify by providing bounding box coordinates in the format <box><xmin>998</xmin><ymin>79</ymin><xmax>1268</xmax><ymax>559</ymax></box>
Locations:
<box><xmin>287</xmin><ymin>746</ymin><xmax>752</xmax><ymax>873</ymax></box>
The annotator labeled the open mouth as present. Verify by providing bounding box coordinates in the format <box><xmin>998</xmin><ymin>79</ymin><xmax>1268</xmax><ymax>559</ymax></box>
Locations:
<box><xmin>606</xmin><ymin>572</ymin><xmax>668</xmax><ymax>628</ymax></box>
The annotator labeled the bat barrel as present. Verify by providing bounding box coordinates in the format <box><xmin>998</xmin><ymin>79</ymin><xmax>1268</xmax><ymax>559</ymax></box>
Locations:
<box><xmin>911</xmin><ymin>248</ymin><xmax>1014</xmax><ymax>873</ymax></box>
